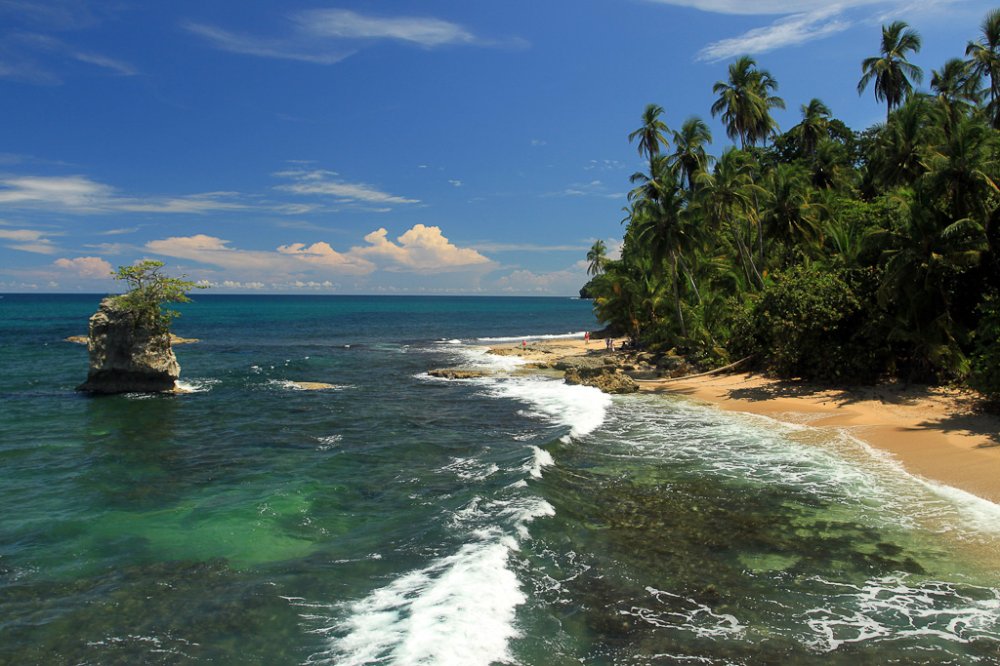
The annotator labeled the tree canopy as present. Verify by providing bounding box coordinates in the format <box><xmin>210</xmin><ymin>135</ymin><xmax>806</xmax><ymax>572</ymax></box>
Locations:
<box><xmin>111</xmin><ymin>260</ymin><xmax>202</xmax><ymax>329</ymax></box>
<box><xmin>587</xmin><ymin>12</ymin><xmax>1000</xmax><ymax>399</ymax></box>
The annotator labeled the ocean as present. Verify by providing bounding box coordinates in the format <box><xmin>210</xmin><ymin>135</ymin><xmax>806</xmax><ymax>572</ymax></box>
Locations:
<box><xmin>1</xmin><ymin>294</ymin><xmax>998</xmax><ymax>665</ymax></box>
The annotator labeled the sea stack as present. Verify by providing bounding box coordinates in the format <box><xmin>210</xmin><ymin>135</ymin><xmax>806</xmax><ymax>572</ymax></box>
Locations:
<box><xmin>76</xmin><ymin>297</ymin><xmax>180</xmax><ymax>394</ymax></box>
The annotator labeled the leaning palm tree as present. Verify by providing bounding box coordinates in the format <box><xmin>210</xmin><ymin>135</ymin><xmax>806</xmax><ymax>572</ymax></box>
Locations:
<box><xmin>668</xmin><ymin>116</ymin><xmax>714</xmax><ymax>191</ymax></box>
<box><xmin>858</xmin><ymin>21</ymin><xmax>923</xmax><ymax>121</ymax></box>
<box><xmin>628</xmin><ymin>104</ymin><xmax>670</xmax><ymax>172</ymax></box>
<box><xmin>966</xmin><ymin>9</ymin><xmax>1000</xmax><ymax>127</ymax></box>
<box><xmin>586</xmin><ymin>240</ymin><xmax>608</xmax><ymax>277</ymax></box>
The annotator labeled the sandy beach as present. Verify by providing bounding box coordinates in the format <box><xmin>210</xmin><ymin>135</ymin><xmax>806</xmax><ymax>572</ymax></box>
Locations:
<box><xmin>496</xmin><ymin>337</ymin><xmax>1000</xmax><ymax>505</ymax></box>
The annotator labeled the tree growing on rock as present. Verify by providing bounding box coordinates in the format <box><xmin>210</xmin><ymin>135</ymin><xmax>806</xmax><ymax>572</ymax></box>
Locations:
<box><xmin>111</xmin><ymin>260</ymin><xmax>201</xmax><ymax>330</ymax></box>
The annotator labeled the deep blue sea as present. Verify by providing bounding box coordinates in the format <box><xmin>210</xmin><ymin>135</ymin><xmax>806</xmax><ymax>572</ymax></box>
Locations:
<box><xmin>1</xmin><ymin>294</ymin><xmax>999</xmax><ymax>665</ymax></box>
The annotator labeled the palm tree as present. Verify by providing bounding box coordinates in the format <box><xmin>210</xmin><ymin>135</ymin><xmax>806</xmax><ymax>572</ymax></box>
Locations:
<box><xmin>586</xmin><ymin>240</ymin><xmax>608</xmax><ymax>277</ymax></box>
<box><xmin>867</xmin><ymin>97</ymin><xmax>933</xmax><ymax>189</ymax></box>
<box><xmin>790</xmin><ymin>98</ymin><xmax>832</xmax><ymax>158</ymax></box>
<box><xmin>966</xmin><ymin>8</ymin><xmax>1000</xmax><ymax>127</ymax></box>
<box><xmin>711</xmin><ymin>56</ymin><xmax>785</xmax><ymax>149</ymax></box>
<box><xmin>761</xmin><ymin>163</ymin><xmax>820</xmax><ymax>253</ymax></box>
<box><xmin>858</xmin><ymin>21</ymin><xmax>923</xmax><ymax>121</ymax></box>
<box><xmin>923</xmin><ymin>114</ymin><xmax>1000</xmax><ymax>223</ymax></box>
<box><xmin>873</xmin><ymin>189</ymin><xmax>988</xmax><ymax>379</ymax></box>
<box><xmin>668</xmin><ymin>117</ymin><xmax>714</xmax><ymax>191</ymax></box>
<box><xmin>694</xmin><ymin>149</ymin><xmax>765</xmax><ymax>288</ymax></box>
<box><xmin>628</xmin><ymin>104</ymin><xmax>670</xmax><ymax>171</ymax></box>
<box><xmin>931</xmin><ymin>58</ymin><xmax>983</xmax><ymax>133</ymax></box>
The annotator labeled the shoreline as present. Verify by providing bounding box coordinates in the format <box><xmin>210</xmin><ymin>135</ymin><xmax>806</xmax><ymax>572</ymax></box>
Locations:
<box><xmin>490</xmin><ymin>337</ymin><xmax>1000</xmax><ymax>506</ymax></box>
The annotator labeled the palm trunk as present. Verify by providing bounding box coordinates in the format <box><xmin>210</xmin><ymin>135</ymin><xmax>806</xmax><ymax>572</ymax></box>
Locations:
<box><xmin>671</xmin><ymin>252</ymin><xmax>686</xmax><ymax>338</ymax></box>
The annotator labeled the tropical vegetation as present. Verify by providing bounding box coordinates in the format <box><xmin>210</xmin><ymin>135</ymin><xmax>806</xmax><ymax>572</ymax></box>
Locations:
<box><xmin>111</xmin><ymin>260</ymin><xmax>201</xmax><ymax>330</ymax></box>
<box><xmin>584</xmin><ymin>12</ymin><xmax>1000</xmax><ymax>400</ymax></box>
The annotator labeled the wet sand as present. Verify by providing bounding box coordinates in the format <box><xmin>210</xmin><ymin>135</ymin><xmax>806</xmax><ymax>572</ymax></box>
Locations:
<box><xmin>494</xmin><ymin>337</ymin><xmax>1000</xmax><ymax>505</ymax></box>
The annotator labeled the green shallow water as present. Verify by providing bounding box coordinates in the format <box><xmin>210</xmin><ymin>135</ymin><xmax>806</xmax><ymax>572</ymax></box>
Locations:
<box><xmin>0</xmin><ymin>295</ymin><xmax>998</xmax><ymax>665</ymax></box>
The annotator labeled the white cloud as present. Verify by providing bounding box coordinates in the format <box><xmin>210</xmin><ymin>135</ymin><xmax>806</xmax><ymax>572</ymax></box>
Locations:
<box><xmin>642</xmin><ymin>0</ymin><xmax>882</xmax><ymax>15</ymax></box>
<box><xmin>448</xmin><ymin>179</ymin><xmax>463</xmax><ymax>188</ymax></box>
<box><xmin>0</xmin><ymin>31</ymin><xmax>136</xmax><ymax>84</ymax></box>
<box><xmin>697</xmin><ymin>8</ymin><xmax>850</xmax><ymax>61</ymax></box>
<box><xmin>276</xmin><ymin>241</ymin><xmax>376</xmax><ymax>275</ymax></box>
<box><xmin>0</xmin><ymin>228</ymin><xmax>47</xmax><ymax>242</ymax></box>
<box><xmin>0</xmin><ymin>175</ymin><xmax>249</xmax><ymax>214</ymax></box>
<box><xmin>295</xmin><ymin>9</ymin><xmax>477</xmax><ymax>47</ymax></box>
<box><xmin>183</xmin><ymin>23</ymin><xmax>355</xmax><ymax>65</ymax></box>
<box><xmin>69</xmin><ymin>50</ymin><xmax>136</xmax><ymax>76</ymax></box>
<box><xmin>0</xmin><ymin>227</ymin><xmax>58</xmax><ymax>253</ymax></box>
<box><xmin>352</xmin><ymin>225</ymin><xmax>492</xmax><ymax>272</ymax></box>
<box><xmin>643</xmin><ymin>0</ymin><xmax>964</xmax><ymax>61</ymax></box>
<box><xmin>494</xmin><ymin>266</ymin><xmax>587</xmax><ymax>295</ymax></box>
<box><xmin>53</xmin><ymin>256</ymin><xmax>112</xmax><ymax>278</ymax></box>
<box><xmin>472</xmin><ymin>242</ymin><xmax>590</xmax><ymax>253</ymax></box>
<box><xmin>145</xmin><ymin>234</ymin><xmax>298</xmax><ymax>273</ymax></box>
<box><xmin>145</xmin><ymin>224</ymin><xmax>492</xmax><ymax>278</ymax></box>
<box><xmin>275</xmin><ymin>169</ymin><xmax>419</xmax><ymax>206</ymax></box>
<box><xmin>187</xmin><ymin>8</ymin><xmax>514</xmax><ymax>66</ymax></box>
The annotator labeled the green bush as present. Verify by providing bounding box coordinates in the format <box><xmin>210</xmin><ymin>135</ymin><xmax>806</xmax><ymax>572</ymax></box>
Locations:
<box><xmin>733</xmin><ymin>265</ymin><xmax>889</xmax><ymax>382</ymax></box>
<box><xmin>970</xmin><ymin>292</ymin><xmax>1000</xmax><ymax>402</ymax></box>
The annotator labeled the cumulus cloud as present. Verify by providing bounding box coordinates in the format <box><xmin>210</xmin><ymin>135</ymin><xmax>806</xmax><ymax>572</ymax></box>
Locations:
<box><xmin>353</xmin><ymin>224</ymin><xmax>492</xmax><ymax>272</ymax></box>
<box><xmin>145</xmin><ymin>234</ymin><xmax>295</xmax><ymax>272</ymax></box>
<box><xmin>53</xmin><ymin>256</ymin><xmax>112</xmax><ymax>278</ymax></box>
<box><xmin>276</xmin><ymin>241</ymin><xmax>376</xmax><ymax>275</ymax></box>
<box><xmin>144</xmin><ymin>225</ymin><xmax>492</xmax><ymax>278</ymax></box>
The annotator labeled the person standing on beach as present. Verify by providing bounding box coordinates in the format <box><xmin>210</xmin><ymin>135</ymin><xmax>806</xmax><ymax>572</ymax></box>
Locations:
<box><xmin>584</xmin><ymin>331</ymin><xmax>590</xmax><ymax>345</ymax></box>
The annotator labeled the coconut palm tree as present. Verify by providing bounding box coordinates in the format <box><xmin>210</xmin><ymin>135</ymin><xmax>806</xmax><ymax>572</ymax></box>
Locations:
<box><xmin>966</xmin><ymin>8</ymin><xmax>1000</xmax><ymax>126</ymax></box>
<box><xmin>867</xmin><ymin>97</ymin><xmax>934</xmax><ymax>189</ymax></box>
<box><xmin>790</xmin><ymin>98</ymin><xmax>832</xmax><ymax>158</ymax></box>
<box><xmin>711</xmin><ymin>56</ymin><xmax>785</xmax><ymax>149</ymax></box>
<box><xmin>858</xmin><ymin>21</ymin><xmax>923</xmax><ymax>121</ymax></box>
<box><xmin>587</xmin><ymin>240</ymin><xmax>608</xmax><ymax>277</ymax></box>
<box><xmin>694</xmin><ymin>149</ymin><xmax>765</xmax><ymax>287</ymax></box>
<box><xmin>628</xmin><ymin>104</ymin><xmax>671</xmax><ymax>171</ymax></box>
<box><xmin>668</xmin><ymin>117</ymin><xmax>714</xmax><ymax>191</ymax></box>
<box><xmin>931</xmin><ymin>58</ymin><xmax>983</xmax><ymax>133</ymax></box>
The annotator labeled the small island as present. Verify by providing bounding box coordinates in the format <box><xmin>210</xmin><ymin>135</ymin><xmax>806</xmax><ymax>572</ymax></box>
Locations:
<box><xmin>77</xmin><ymin>261</ymin><xmax>199</xmax><ymax>394</ymax></box>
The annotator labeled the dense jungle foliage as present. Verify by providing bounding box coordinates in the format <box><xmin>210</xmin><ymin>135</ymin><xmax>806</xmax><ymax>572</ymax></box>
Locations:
<box><xmin>583</xmin><ymin>12</ymin><xmax>1000</xmax><ymax>397</ymax></box>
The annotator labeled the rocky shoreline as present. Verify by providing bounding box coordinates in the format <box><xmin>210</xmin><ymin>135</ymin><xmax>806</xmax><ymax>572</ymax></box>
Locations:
<box><xmin>426</xmin><ymin>338</ymin><xmax>700</xmax><ymax>394</ymax></box>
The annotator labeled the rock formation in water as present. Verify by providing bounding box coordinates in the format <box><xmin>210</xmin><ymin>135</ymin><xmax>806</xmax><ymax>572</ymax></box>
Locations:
<box><xmin>76</xmin><ymin>297</ymin><xmax>180</xmax><ymax>394</ymax></box>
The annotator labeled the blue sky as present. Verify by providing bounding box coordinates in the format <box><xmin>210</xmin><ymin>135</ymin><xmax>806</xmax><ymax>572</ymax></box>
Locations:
<box><xmin>0</xmin><ymin>0</ymin><xmax>995</xmax><ymax>295</ymax></box>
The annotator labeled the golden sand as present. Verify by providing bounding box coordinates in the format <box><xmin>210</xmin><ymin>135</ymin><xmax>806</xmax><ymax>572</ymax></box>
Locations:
<box><xmin>495</xmin><ymin>337</ymin><xmax>1000</xmax><ymax>504</ymax></box>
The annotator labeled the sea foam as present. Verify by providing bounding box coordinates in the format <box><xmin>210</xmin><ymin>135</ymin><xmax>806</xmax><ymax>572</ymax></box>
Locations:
<box><xmin>475</xmin><ymin>331</ymin><xmax>587</xmax><ymax>343</ymax></box>
<box><xmin>310</xmin><ymin>534</ymin><xmax>524</xmax><ymax>666</ymax></box>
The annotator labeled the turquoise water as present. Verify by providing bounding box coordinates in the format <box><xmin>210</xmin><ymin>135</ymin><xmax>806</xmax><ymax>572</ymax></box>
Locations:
<box><xmin>1</xmin><ymin>294</ymin><xmax>998</xmax><ymax>665</ymax></box>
